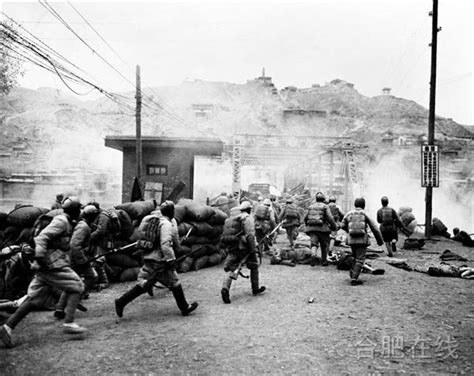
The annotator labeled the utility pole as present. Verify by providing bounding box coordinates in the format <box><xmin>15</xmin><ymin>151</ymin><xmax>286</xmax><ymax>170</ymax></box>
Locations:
<box><xmin>136</xmin><ymin>65</ymin><xmax>142</xmax><ymax>188</ymax></box>
<box><xmin>425</xmin><ymin>0</ymin><xmax>439</xmax><ymax>238</ymax></box>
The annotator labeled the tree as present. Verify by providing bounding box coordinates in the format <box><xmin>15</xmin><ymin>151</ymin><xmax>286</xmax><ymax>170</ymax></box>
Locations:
<box><xmin>0</xmin><ymin>20</ymin><xmax>24</xmax><ymax>95</ymax></box>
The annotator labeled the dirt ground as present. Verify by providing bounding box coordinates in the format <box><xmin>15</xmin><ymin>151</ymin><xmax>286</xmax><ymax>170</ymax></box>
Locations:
<box><xmin>1</xmin><ymin>232</ymin><xmax>473</xmax><ymax>375</ymax></box>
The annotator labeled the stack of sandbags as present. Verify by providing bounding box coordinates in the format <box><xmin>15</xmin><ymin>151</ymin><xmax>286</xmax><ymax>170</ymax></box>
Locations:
<box><xmin>3</xmin><ymin>205</ymin><xmax>50</xmax><ymax>245</ymax></box>
<box><xmin>175</xmin><ymin>199</ymin><xmax>228</xmax><ymax>273</ymax></box>
<box><xmin>115</xmin><ymin>199</ymin><xmax>157</xmax><ymax>223</ymax></box>
<box><xmin>398</xmin><ymin>207</ymin><xmax>417</xmax><ymax>235</ymax></box>
<box><xmin>103</xmin><ymin>239</ymin><xmax>142</xmax><ymax>283</ymax></box>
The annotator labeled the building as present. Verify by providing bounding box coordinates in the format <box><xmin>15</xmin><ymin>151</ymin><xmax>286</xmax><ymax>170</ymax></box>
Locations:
<box><xmin>105</xmin><ymin>136</ymin><xmax>223</xmax><ymax>203</ymax></box>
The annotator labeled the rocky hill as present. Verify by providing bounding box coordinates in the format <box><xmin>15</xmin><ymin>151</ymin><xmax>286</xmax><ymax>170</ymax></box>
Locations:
<box><xmin>0</xmin><ymin>78</ymin><xmax>472</xmax><ymax>175</ymax></box>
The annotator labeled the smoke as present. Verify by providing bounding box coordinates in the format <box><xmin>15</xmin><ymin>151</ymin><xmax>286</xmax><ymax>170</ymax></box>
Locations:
<box><xmin>363</xmin><ymin>150</ymin><xmax>473</xmax><ymax>234</ymax></box>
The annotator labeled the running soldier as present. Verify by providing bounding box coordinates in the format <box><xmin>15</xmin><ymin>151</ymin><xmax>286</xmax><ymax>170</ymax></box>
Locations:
<box><xmin>376</xmin><ymin>196</ymin><xmax>405</xmax><ymax>257</ymax></box>
<box><xmin>327</xmin><ymin>195</ymin><xmax>345</xmax><ymax>256</ymax></box>
<box><xmin>254</xmin><ymin>198</ymin><xmax>276</xmax><ymax>255</ymax></box>
<box><xmin>0</xmin><ymin>197</ymin><xmax>87</xmax><ymax>348</ymax></box>
<box><xmin>221</xmin><ymin>201</ymin><xmax>266</xmax><ymax>304</ymax></box>
<box><xmin>114</xmin><ymin>201</ymin><xmax>198</xmax><ymax>318</ymax></box>
<box><xmin>341</xmin><ymin>197</ymin><xmax>384</xmax><ymax>285</ymax></box>
<box><xmin>304</xmin><ymin>192</ymin><xmax>338</xmax><ymax>267</ymax></box>
<box><xmin>278</xmin><ymin>198</ymin><xmax>300</xmax><ymax>250</ymax></box>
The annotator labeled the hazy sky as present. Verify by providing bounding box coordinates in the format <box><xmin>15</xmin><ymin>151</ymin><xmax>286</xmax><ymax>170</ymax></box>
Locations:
<box><xmin>3</xmin><ymin>0</ymin><xmax>473</xmax><ymax>124</ymax></box>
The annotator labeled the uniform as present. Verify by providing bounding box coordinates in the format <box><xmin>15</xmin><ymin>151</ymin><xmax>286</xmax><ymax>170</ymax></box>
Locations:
<box><xmin>279</xmin><ymin>200</ymin><xmax>300</xmax><ymax>249</ymax></box>
<box><xmin>376</xmin><ymin>197</ymin><xmax>404</xmax><ymax>256</ymax></box>
<box><xmin>221</xmin><ymin>201</ymin><xmax>265</xmax><ymax>304</ymax></box>
<box><xmin>341</xmin><ymin>198</ymin><xmax>383</xmax><ymax>285</ymax></box>
<box><xmin>254</xmin><ymin>200</ymin><xmax>276</xmax><ymax>255</ymax></box>
<box><xmin>304</xmin><ymin>195</ymin><xmax>338</xmax><ymax>266</ymax></box>
<box><xmin>114</xmin><ymin>201</ymin><xmax>198</xmax><ymax>318</ymax></box>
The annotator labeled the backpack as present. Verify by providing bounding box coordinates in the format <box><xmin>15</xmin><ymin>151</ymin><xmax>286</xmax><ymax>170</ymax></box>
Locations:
<box><xmin>30</xmin><ymin>213</ymin><xmax>55</xmax><ymax>244</ymax></box>
<box><xmin>284</xmin><ymin>204</ymin><xmax>299</xmax><ymax>219</ymax></box>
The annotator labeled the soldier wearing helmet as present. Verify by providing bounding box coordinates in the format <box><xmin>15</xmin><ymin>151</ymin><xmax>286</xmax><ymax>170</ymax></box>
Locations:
<box><xmin>220</xmin><ymin>200</ymin><xmax>266</xmax><ymax>304</ymax></box>
<box><xmin>278</xmin><ymin>197</ymin><xmax>301</xmax><ymax>250</ymax></box>
<box><xmin>327</xmin><ymin>195</ymin><xmax>345</xmax><ymax>256</ymax></box>
<box><xmin>304</xmin><ymin>192</ymin><xmax>338</xmax><ymax>267</ymax></box>
<box><xmin>1</xmin><ymin>197</ymin><xmax>87</xmax><ymax>348</ymax></box>
<box><xmin>376</xmin><ymin>196</ymin><xmax>405</xmax><ymax>257</ymax></box>
<box><xmin>51</xmin><ymin>193</ymin><xmax>64</xmax><ymax>210</ymax></box>
<box><xmin>253</xmin><ymin>198</ymin><xmax>276</xmax><ymax>255</ymax></box>
<box><xmin>341</xmin><ymin>197</ymin><xmax>384</xmax><ymax>285</ymax></box>
<box><xmin>114</xmin><ymin>200</ymin><xmax>198</xmax><ymax>318</ymax></box>
<box><xmin>54</xmin><ymin>204</ymin><xmax>100</xmax><ymax>319</ymax></box>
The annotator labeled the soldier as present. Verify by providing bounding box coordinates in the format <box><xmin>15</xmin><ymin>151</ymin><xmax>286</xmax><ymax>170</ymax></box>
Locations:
<box><xmin>304</xmin><ymin>192</ymin><xmax>338</xmax><ymax>267</ymax></box>
<box><xmin>254</xmin><ymin>198</ymin><xmax>276</xmax><ymax>255</ymax></box>
<box><xmin>51</xmin><ymin>193</ymin><xmax>64</xmax><ymax>210</ymax></box>
<box><xmin>341</xmin><ymin>197</ymin><xmax>384</xmax><ymax>285</ymax></box>
<box><xmin>327</xmin><ymin>195</ymin><xmax>345</xmax><ymax>256</ymax></box>
<box><xmin>54</xmin><ymin>204</ymin><xmax>100</xmax><ymax>318</ymax></box>
<box><xmin>214</xmin><ymin>191</ymin><xmax>231</xmax><ymax>217</ymax></box>
<box><xmin>269</xmin><ymin>194</ymin><xmax>282</xmax><ymax>221</ymax></box>
<box><xmin>114</xmin><ymin>201</ymin><xmax>198</xmax><ymax>318</ymax></box>
<box><xmin>278</xmin><ymin>197</ymin><xmax>300</xmax><ymax>250</ymax></box>
<box><xmin>0</xmin><ymin>197</ymin><xmax>87</xmax><ymax>348</ymax></box>
<box><xmin>376</xmin><ymin>196</ymin><xmax>405</xmax><ymax>257</ymax></box>
<box><xmin>2</xmin><ymin>244</ymin><xmax>35</xmax><ymax>301</ymax></box>
<box><xmin>221</xmin><ymin>201</ymin><xmax>266</xmax><ymax>304</ymax></box>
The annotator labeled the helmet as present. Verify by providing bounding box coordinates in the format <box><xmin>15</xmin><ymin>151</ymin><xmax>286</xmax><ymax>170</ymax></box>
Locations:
<box><xmin>328</xmin><ymin>195</ymin><xmax>337</xmax><ymax>203</ymax></box>
<box><xmin>381</xmin><ymin>196</ymin><xmax>389</xmax><ymax>206</ymax></box>
<box><xmin>160</xmin><ymin>200</ymin><xmax>175</xmax><ymax>218</ymax></box>
<box><xmin>263</xmin><ymin>198</ymin><xmax>272</xmax><ymax>207</ymax></box>
<box><xmin>239</xmin><ymin>201</ymin><xmax>252</xmax><ymax>211</ymax></box>
<box><xmin>56</xmin><ymin>193</ymin><xmax>65</xmax><ymax>201</ymax></box>
<box><xmin>62</xmin><ymin>196</ymin><xmax>82</xmax><ymax>219</ymax></box>
<box><xmin>257</xmin><ymin>196</ymin><xmax>264</xmax><ymax>202</ymax></box>
<box><xmin>286</xmin><ymin>197</ymin><xmax>293</xmax><ymax>204</ymax></box>
<box><xmin>315</xmin><ymin>192</ymin><xmax>326</xmax><ymax>202</ymax></box>
<box><xmin>354</xmin><ymin>197</ymin><xmax>366</xmax><ymax>209</ymax></box>
<box><xmin>83</xmin><ymin>204</ymin><xmax>99</xmax><ymax>217</ymax></box>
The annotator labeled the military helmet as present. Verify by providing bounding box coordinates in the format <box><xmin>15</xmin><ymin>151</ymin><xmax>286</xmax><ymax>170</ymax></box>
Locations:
<box><xmin>328</xmin><ymin>195</ymin><xmax>337</xmax><ymax>203</ymax></box>
<box><xmin>62</xmin><ymin>196</ymin><xmax>81</xmax><ymax>211</ymax></box>
<box><xmin>239</xmin><ymin>201</ymin><xmax>252</xmax><ymax>211</ymax></box>
<box><xmin>263</xmin><ymin>198</ymin><xmax>272</xmax><ymax>207</ymax></box>
<box><xmin>83</xmin><ymin>204</ymin><xmax>99</xmax><ymax>217</ymax></box>
<box><xmin>381</xmin><ymin>196</ymin><xmax>389</xmax><ymax>206</ymax></box>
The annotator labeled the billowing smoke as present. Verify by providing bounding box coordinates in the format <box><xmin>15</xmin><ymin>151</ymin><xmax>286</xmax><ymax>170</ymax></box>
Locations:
<box><xmin>363</xmin><ymin>150</ymin><xmax>473</xmax><ymax>234</ymax></box>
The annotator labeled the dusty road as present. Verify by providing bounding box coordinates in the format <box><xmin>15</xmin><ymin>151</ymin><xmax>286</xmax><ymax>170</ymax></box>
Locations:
<box><xmin>1</xmin><ymin>233</ymin><xmax>473</xmax><ymax>375</ymax></box>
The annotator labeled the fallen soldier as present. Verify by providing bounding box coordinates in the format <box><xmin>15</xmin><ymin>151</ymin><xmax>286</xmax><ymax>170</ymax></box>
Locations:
<box><xmin>328</xmin><ymin>250</ymin><xmax>385</xmax><ymax>275</ymax></box>
<box><xmin>414</xmin><ymin>263</ymin><xmax>474</xmax><ymax>279</ymax></box>
<box><xmin>452</xmin><ymin>228</ymin><xmax>474</xmax><ymax>247</ymax></box>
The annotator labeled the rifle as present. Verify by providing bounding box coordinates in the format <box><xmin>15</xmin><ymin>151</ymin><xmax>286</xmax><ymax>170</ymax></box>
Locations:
<box><xmin>230</xmin><ymin>254</ymin><xmax>250</xmax><ymax>280</ymax></box>
<box><xmin>0</xmin><ymin>245</ymin><xmax>23</xmax><ymax>262</ymax></box>
<box><xmin>256</xmin><ymin>221</ymin><xmax>285</xmax><ymax>264</ymax></box>
<box><xmin>82</xmin><ymin>241</ymin><xmax>140</xmax><ymax>265</ymax></box>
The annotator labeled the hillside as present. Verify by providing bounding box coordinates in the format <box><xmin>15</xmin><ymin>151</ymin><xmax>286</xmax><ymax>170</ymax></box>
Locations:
<box><xmin>0</xmin><ymin>78</ymin><xmax>472</xmax><ymax>175</ymax></box>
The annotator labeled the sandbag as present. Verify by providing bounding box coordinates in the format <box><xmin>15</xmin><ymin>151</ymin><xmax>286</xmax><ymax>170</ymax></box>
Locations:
<box><xmin>207</xmin><ymin>252</ymin><xmax>223</xmax><ymax>266</ymax></box>
<box><xmin>190</xmin><ymin>244</ymin><xmax>209</xmax><ymax>259</ymax></box>
<box><xmin>116</xmin><ymin>209</ymin><xmax>134</xmax><ymax>240</ymax></box>
<box><xmin>178</xmin><ymin>199</ymin><xmax>215</xmax><ymax>222</ymax></box>
<box><xmin>432</xmin><ymin>218</ymin><xmax>448</xmax><ymax>234</ymax></box>
<box><xmin>106</xmin><ymin>253</ymin><xmax>140</xmax><ymax>268</ymax></box>
<box><xmin>176</xmin><ymin>245</ymin><xmax>192</xmax><ymax>259</ymax></box>
<box><xmin>207</xmin><ymin>208</ymin><xmax>228</xmax><ymax>226</ymax></box>
<box><xmin>7</xmin><ymin>205</ymin><xmax>49</xmax><ymax>228</ymax></box>
<box><xmin>207</xmin><ymin>225</ymin><xmax>224</xmax><ymax>239</ymax></box>
<box><xmin>178</xmin><ymin>222</ymin><xmax>195</xmax><ymax>237</ymax></box>
<box><xmin>400</xmin><ymin>212</ymin><xmax>416</xmax><ymax>227</ymax></box>
<box><xmin>229</xmin><ymin>206</ymin><xmax>241</xmax><ymax>217</ymax></box>
<box><xmin>46</xmin><ymin>208</ymin><xmax>64</xmax><ymax>217</ymax></box>
<box><xmin>398</xmin><ymin>206</ymin><xmax>413</xmax><ymax>215</ymax></box>
<box><xmin>189</xmin><ymin>221</ymin><xmax>214</xmax><ymax>237</ymax></box>
<box><xmin>119</xmin><ymin>267</ymin><xmax>141</xmax><ymax>282</ymax></box>
<box><xmin>115</xmin><ymin>200</ymin><xmax>156</xmax><ymax>221</ymax></box>
<box><xmin>177</xmin><ymin>256</ymin><xmax>194</xmax><ymax>273</ymax></box>
<box><xmin>174</xmin><ymin>205</ymin><xmax>186</xmax><ymax>223</ymax></box>
<box><xmin>0</xmin><ymin>212</ymin><xmax>8</xmax><ymax>230</ymax></box>
<box><xmin>193</xmin><ymin>255</ymin><xmax>210</xmax><ymax>271</ymax></box>
<box><xmin>205</xmin><ymin>244</ymin><xmax>219</xmax><ymax>256</ymax></box>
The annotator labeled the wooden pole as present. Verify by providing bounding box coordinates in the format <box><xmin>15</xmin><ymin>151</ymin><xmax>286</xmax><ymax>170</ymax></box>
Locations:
<box><xmin>425</xmin><ymin>0</ymin><xmax>439</xmax><ymax>238</ymax></box>
<box><xmin>136</xmin><ymin>65</ymin><xmax>142</xmax><ymax>188</ymax></box>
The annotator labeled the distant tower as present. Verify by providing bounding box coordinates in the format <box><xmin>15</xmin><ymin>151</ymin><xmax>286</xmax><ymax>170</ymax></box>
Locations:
<box><xmin>382</xmin><ymin>87</ymin><xmax>392</xmax><ymax>95</ymax></box>
<box><xmin>262</xmin><ymin>67</ymin><xmax>266</xmax><ymax>78</ymax></box>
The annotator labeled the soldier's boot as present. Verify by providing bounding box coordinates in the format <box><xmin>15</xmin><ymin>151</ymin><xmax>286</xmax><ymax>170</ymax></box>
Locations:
<box><xmin>114</xmin><ymin>285</ymin><xmax>145</xmax><ymax>318</ymax></box>
<box><xmin>95</xmin><ymin>262</ymin><xmax>110</xmax><ymax>289</ymax></box>
<box><xmin>1</xmin><ymin>297</ymin><xmax>37</xmax><ymax>348</ymax></box>
<box><xmin>62</xmin><ymin>293</ymin><xmax>87</xmax><ymax>334</ymax></box>
<box><xmin>171</xmin><ymin>285</ymin><xmax>198</xmax><ymax>316</ymax></box>
<box><xmin>54</xmin><ymin>291</ymin><xmax>68</xmax><ymax>319</ymax></box>
<box><xmin>221</xmin><ymin>274</ymin><xmax>232</xmax><ymax>304</ymax></box>
<box><xmin>385</xmin><ymin>242</ymin><xmax>394</xmax><ymax>257</ymax></box>
<box><xmin>391</xmin><ymin>241</ymin><xmax>397</xmax><ymax>254</ymax></box>
<box><xmin>321</xmin><ymin>247</ymin><xmax>329</xmax><ymax>266</ymax></box>
<box><xmin>250</xmin><ymin>269</ymin><xmax>266</xmax><ymax>296</ymax></box>
<box><xmin>310</xmin><ymin>246</ymin><xmax>318</xmax><ymax>267</ymax></box>
<box><xmin>350</xmin><ymin>260</ymin><xmax>364</xmax><ymax>285</ymax></box>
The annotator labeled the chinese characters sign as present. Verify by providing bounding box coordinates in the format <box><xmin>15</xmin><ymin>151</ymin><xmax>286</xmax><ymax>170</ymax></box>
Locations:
<box><xmin>421</xmin><ymin>144</ymin><xmax>439</xmax><ymax>187</ymax></box>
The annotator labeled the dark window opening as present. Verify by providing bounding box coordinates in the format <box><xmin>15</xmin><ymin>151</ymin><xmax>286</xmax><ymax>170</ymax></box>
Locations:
<box><xmin>147</xmin><ymin>164</ymin><xmax>168</xmax><ymax>176</ymax></box>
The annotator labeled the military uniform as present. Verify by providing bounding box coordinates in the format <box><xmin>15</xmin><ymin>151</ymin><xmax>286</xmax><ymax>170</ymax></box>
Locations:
<box><xmin>221</xmin><ymin>202</ymin><xmax>265</xmax><ymax>304</ymax></box>
<box><xmin>341</xmin><ymin>199</ymin><xmax>383</xmax><ymax>285</ymax></box>
<box><xmin>253</xmin><ymin>201</ymin><xmax>276</xmax><ymax>255</ymax></box>
<box><xmin>114</xmin><ymin>202</ymin><xmax>198</xmax><ymax>318</ymax></box>
<box><xmin>304</xmin><ymin>199</ymin><xmax>338</xmax><ymax>266</ymax></box>
<box><xmin>278</xmin><ymin>201</ymin><xmax>300</xmax><ymax>249</ymax></box>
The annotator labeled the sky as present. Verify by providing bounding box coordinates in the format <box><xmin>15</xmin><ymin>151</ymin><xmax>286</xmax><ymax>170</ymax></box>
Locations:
<box><xmin>2</xmin><ymin>0</ymin><xmax>473</xmax><ymax>125</ymax></box>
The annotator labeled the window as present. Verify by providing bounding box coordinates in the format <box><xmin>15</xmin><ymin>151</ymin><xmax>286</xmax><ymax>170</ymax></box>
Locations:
<box><xmin>147</xmin><ymin>164</ymin><xmax>167</xmax><ymax>176</ymax></box>
<box><xmin>144</xmin><ymin>182</ymin><xmax>163</xmax><ymax>202</ymax></box>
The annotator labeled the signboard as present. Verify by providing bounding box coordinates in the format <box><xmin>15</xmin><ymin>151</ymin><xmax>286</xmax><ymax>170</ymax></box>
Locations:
<box><xmin>232</xmin><ymin>136</ymin><xmax>243</xmax><ymax>196</ymax></box>
<box><xmin>421</xmin><ymin>145</ymin><xmax>439</xmax><ymax>187</ymax></box>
